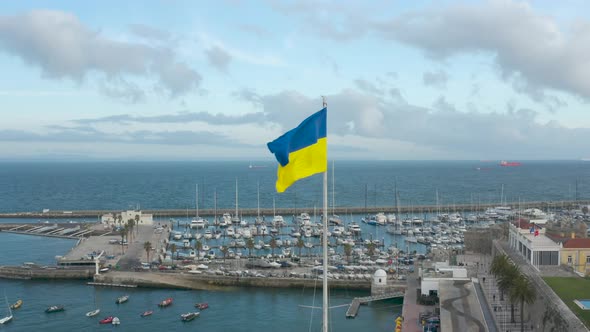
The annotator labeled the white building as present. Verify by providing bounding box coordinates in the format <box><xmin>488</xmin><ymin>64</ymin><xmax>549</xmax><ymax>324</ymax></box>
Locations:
<box><xmin>508</xmin><ymin>220</ymin><xmax>561</xmax><ymax>267</ymax></box>
<box><xmin>101</xmin><ymin>210</ymin><xmax>154</xmax><ymax>226</ymax></box>
<box><xmin>420</xmin><ymin>265</ymin><xmax>469</xmax><ymax>296</ymax></box>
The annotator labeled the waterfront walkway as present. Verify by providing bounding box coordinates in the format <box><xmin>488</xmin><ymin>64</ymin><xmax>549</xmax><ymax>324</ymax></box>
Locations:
<box><xmin>401</xmin><ymin>268</ymin><xmax>433</xmax><ymax>332</ymax></box>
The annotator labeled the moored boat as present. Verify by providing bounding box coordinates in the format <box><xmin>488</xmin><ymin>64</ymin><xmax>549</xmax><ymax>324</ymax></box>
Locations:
<box><xmin>180</xmin><ymin>312</ymin><xmax>200</xmax><ymax>322</ymax></box>
<box><xmin>99</xmin><ymin>316</ymin><xmax>114</xmax><ymax>324</ymax></box>
<box><xmin>45</xmin><ymin>305</ymin><xmax>65</xmax><ymax>313</ymax></box>
<box><xmin>158</xmin><ymin>298</ymin><xmax>173</xmax><ymax>307</ymax></box>
<box><xmin>140</xmin><ymin>310</ymin><xmax>153</xmax><ymax>317</ymax></box>
<box><xmin>86</xmin><ymin>309</ymin><xmax>100</xmax><ymax>317</ymax></box>
<box><xmin>115</xmin><ymin>295</ymin><xmax>129</xmax><ymax>304</ymax></box>
<box><xmin>9</xmin><ymin>299</ymin><xmax>22</xmax><ymax>310</ymax></box>
<box><xmin>112</xmin><ymin>317</ymin><xmax>120</xmax><ymax>325</ymax></box>
<box><xmin>195</xmin><ymin>302</ymin><xmax>208</xmax><ymax>310</ymax></box>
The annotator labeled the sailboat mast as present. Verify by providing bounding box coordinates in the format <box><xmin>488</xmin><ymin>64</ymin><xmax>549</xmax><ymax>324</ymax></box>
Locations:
<box><xmin>332</xmin><ymin>160</ymin><xmax>335</xmax><ymax>216</ymax></box>
<box><xmin>321</xmin><ymin>97</ymin><xmax>329</xmax><ymax>332</ymax></box>
<box><xmin>257</xmin><ymin>181</ymin><xmax>260</xmax><ymax>219</ymax></box>
<box><xmin>196</xmin><ymin>184</ymin><xmax>199</xmax><ymax>218</ymax></box>
<box><xmin>235</xmin><ymin>178</ymin><xmax>239</xmax><ymax>218</ymax></box>
<box><xmin>214</xmin><ymin>189</ymin><xmax>217</xmax><ymax>223</ymax></box>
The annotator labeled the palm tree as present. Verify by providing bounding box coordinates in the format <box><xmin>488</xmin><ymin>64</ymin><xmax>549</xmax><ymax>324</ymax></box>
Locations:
<box><xmin>509</xmin><ymin>274</ymin><xmax>537</xmax><ymax>332</ymax></box>
<box><xmin>130</xmin><ymin>219</ymin><xmax>137</xmax><ymax>241</ymax></box>
<box><xmin>170</xmin><ymin>243</ymin><xmax>177</xmax><ymax>262</ymax></box>
<box><xmin>491</xmin><ymin>254</ymin><xmax>511</xmax><ymax>300</ymax></box>
<box><xmin>269</xmin><ymin>238</ymin><xmax>277</xmax><ymax>257</ymax></box>
<box><xmin>120</xmin><ymin>226</ymin><xmax>128</xmax><ymax>254</ymax></box>
<box><xmin>195</xmin><ymin>240</ymin><xmax>203</xmax><ymax>259</ymax></box>
<box><xmin>296</xmin><ymin>238</ymin><xmax>304</xmax><ymax>258</ymax></box>
<box><xmin>497</xmin><ymin>262</ymin><xmax>520</xmax><ymax>323</ymax></box>
<box><xmin>246</xmin><ymin>238</ymin><xmax>255</xmax><ymax>258</ymax></box>
<box><xmin>366</xmin><ymin>242</ymin><xmax>376</xmax><ymax>258</ymax></box>
<box><xmin>220</xmin><ymin>246</ymin><xmax>229</xmax><ymax>263</ymax></box>
<box><xmin>344</xmin><ymin>244</ymin><xmax>353</xmax><ymax>263</ymax></box>
<box><xmin>143</xmin><ymin>241</ymin><xmax>152</xmax><ymax>263</ymax></box>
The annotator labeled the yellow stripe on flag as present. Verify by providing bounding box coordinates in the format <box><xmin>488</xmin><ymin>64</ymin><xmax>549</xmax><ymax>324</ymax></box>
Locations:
<box><xmin>275</xmin><ymin>137</ymin><xmax>327</xmax><ymax>192</ymax></box>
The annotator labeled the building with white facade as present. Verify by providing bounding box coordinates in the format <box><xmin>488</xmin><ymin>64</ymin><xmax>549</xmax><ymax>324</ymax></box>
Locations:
<box><xmin>101</xmin><ymin>210</ymin><xmax>154</xmax><ymax>226</ymax></box>
<box><xmin>508</xmin><ymin>220</ymin><xmax>561</xmax><ymax>267</ymax></box>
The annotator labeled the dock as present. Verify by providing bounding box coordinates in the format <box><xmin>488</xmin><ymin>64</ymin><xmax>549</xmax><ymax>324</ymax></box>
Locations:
<box><xmin>88</xmin><ymin>282</ymin><xmax>137</xmax><ymax>288</ymax></box>
<box><xmin>345</xmin><ymin>291</ymin><xmax>405</xmax><ymax>318</ymax></box>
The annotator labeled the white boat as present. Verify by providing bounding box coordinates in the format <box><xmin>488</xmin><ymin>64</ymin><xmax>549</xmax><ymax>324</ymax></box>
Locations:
<box><xmin>0</xmin><ymin>296</ymin><xmax>12</xmax><ymax>324</ymax></box>
<box><xmin>86</xmin><ymin>309</ymin><xmax>100</xmax><ymax>317</ymax></box>
<box><xmin>348</xmin><ymin>222</ymin><xmax>362</xmax><ymax>235</ymax></box>
<box><xmin>190</xmin><ymin>217</ymin><xmax>206</xmax><ymax>229</ymax></box>
<box><xmin>112</xmin><ymin>317</ymin><xmax>120</xmax><ymax>325</ymax></box>
<box><xmin>203</xmin><ymin>229</ymin><xmax>212</xmax><ymax>240</ymax></box>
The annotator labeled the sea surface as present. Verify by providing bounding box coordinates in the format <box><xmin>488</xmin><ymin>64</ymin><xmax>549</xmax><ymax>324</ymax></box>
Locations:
<box><xmin>0</xmin><ymin>160</ymin><xmax>588</xmax><ymax>331</ymax></box>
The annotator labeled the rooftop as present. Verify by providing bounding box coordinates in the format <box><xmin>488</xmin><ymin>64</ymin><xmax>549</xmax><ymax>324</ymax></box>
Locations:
<box><xmin>563</xmin><ymin>238</ymin><xmax>590</xmax><ymax>249</ymax></box>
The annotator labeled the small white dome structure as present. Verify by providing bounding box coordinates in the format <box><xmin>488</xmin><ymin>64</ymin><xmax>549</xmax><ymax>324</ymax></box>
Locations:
<box><xmin>373</xmin><ymin>269</ymin><xmax>387</xmax><ymax>286</ymax></box>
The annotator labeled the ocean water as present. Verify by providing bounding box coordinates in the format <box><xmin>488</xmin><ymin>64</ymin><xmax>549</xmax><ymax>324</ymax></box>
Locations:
<box><xmin>0</xmin><ymin>160</ymin><xmax>587</xmax><ymax>331</ymax></box>
<box><xmin>0</xmin><ymin>160</ymin><xmax>588</xmax><ymax>213</ymax></box>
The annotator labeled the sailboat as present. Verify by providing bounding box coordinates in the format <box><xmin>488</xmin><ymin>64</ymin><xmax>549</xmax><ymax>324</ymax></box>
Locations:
<box><xmin>190</xmin><ymin>184</ymin><xmax>206</xmax><ymax>229</ymax></box>
<box><xmin>0</xmin><ymin>295</ymin><xmax>12</xmax><ymax>324</ymax></box>
<box><xmin>328</xmin><ymin>161</ymin><xmax>342</xmax><ymax>226</ymax></box>
<box><xmin>86</xmin><ymin>288</ymin><xmax>100</xmax><ymax>317</ymax></box>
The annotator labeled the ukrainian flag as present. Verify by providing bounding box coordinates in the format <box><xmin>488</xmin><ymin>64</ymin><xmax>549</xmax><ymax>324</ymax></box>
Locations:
<box><xmin>267</xmin><ymin>108</ymin><xmax>327</xmax><ymax>193</ymax></box>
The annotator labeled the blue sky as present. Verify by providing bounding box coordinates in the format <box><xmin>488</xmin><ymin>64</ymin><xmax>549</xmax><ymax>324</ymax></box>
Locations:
<box><xmin>1</xmin><ymin>0</ymin><xmax>590</xmax><ymax>160</ymax></box>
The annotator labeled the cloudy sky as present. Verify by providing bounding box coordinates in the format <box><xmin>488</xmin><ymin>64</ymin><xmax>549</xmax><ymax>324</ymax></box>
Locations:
<box><xmin>1</xmin><ymin>0</ymin><xmax>589</xmax><ymax>161</ymax></box>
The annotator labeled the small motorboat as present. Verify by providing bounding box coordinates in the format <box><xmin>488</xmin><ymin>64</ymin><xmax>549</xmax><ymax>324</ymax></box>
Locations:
<box><xmin>99</xmin><ymin>267</ymin><xmax>110</xmax><ymax>273</ymax></box>
<box><xmin>195</xmin><ymin>302</ymin><xmax>209</xmax><ymax>310</ymax></box>
<box><xmin>158</xmin><ymin>297</ymin><xmax>173</xmax><ymax>307</ymax></box>
<box><xmin>86</xmin><ymin>309</ymin><xmax>101</xmax><ymax>317</ymax></box>
<box><xmin>112</xmin><ymin>317</ymin><xmax>120</xmax><ymax>325</ymax></box>
<box><xmin>140</xmin><ymin>310</ymin><xmax>153</xmax><ymax>317</ymax></box>
<box><xmin>45</xmin><ymin>305</ymin><xmax>65</xmax><ymax>313</ymax></box>
<box><xmin>99</xmin><ymin>316</ymin><xmax>114</xmax><ymax>324</ymax></box>
<box><xmin>115</xmin><ymin>295</ymin><xmax>129</xmax><ymax>304</ymax></box>
<box><xmin>180</xmin><ymin>312</ymin><xmax>200</xmax><ymax>322</ymax></box>
<box><xmin>10</xmin><ymin>300</ymin><xmax>22</xmax><ymax>310</ymax></box>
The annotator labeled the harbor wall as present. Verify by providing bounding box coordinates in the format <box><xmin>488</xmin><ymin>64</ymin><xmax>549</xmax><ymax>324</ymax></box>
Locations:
<box><xmin>0</xmin><ymin>266</ymin><xmax>94</xmax><ymax>280</ymax></box>
<box><xmin>94</xmin><ymin>271</ymin><xmax>386</xmax><ymax>291</ymax></box>
<box><xmin>1</xmin><ymin>200</ymin><xmax>588</xmax><ymax>219</ymax></box>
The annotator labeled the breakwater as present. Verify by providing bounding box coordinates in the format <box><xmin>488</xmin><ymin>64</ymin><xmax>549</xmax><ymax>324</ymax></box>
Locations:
<box><xmin>1</xmin><ymin>200</ymin><xmax>588</xmax><ymax>219</ymax></box>
<box><xmin>0</xmin><ymin>266</ymin><xmax>94</xmax><ymax>280</ymax></box>
<box><xmin>94</xmin><ymin>271</ymin><xmax>398</xmax><ymax>291</ymax></box>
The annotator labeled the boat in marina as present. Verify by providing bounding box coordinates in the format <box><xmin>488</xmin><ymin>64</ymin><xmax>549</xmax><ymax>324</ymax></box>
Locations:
<box><xmin>112</xmin><ymin>317</ymin><xmax>120</xmax><ymax>325</ymax></box>
<box><xmin>140</xmin><ymin>310</ymin><xmax>153</xmax><ymax>317</ymax></box>
<box><xmin>158</xmin><ymin>298</ymin><xmax>173</xmax><ymax>307</ymax></box>
<box><xmin>181</xmin><ymin>312</ymin><xmax>200</xmax><ymax>322</ymax></box>
<box><xmin>45</xmin><ymin>305</ymin><xmax>65</xmax><ymax>313</ymax></box>
<box><xmin>9</xmin><ymin>299</ymin><xmax>22</xmax><ymax>310</ymax></box>
<box><xmin>195</xmin><ymin>302</ymin><xmax>208</xmax><ymax>310</ymax></box>
<box><xmin>86</xmin><ymin>309</ymin><xmax>100</xmax><ymax>317</ymax></box>
<box><xmin>116</xmin><ymin>295</ymin><xmax>129</xmax><ymax>304</ymax></box>
<box><xmin>0</xmin><ymin>296</ymin><xmax>12</xmax><ymax>324</ymax></box>
<box><xmin>99</xmin><ymin>316</ymin><xmax>114</xmax><ymax>324</ymax></box>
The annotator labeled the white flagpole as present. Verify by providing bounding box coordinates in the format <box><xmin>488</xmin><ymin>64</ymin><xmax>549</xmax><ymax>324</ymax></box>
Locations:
<box><xmin>322</xmin><ymin>96</ymin><xmax>329</xmax><ymax>332</ymax></box>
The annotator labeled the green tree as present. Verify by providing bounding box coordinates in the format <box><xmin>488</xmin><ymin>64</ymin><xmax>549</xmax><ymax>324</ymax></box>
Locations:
<box><xmin>344</xmin><ymin>244</ymin><xmax>353</xmax><ymax>263</ymax></box>
<box><xmin>269</xmin><ymin>238</ymin><xmax>277</xmax><ymax>257</ymax></box>
<box><xmin>491</xmin><ymin>254</ymin><xmax>511</xmax><ymax>300</ymax></box>
<box><xmin>246</xmin><ymin>238</ymin><xmax>255</xmax><ymax>258</ymax></box>
<box><xmin>497</xmin><ymin>262</ymin><xmax>520</xmax><ymax>323</ymax></box>
<box><xmin>120</xmin><ymin>225</ymin><xmax>128</xmax><ymax>254</ymax></box>
<box><xmin>170</xmin><ymin>243</ymin><xmax>177</xmax><ymax>261</ymax></box>
<box><xmin>296</xmin><ymin>238</ymin><xmax>304</xmax><ymax>258</ymax></box>
<box><xmin>220</xmin><ymin>246</ymin><xmax>229</xmax><ymax>263</ymax></box>
<box><xmin>143</xmin><ymin>241</ymin><xmax>152</xmax><ymax>264</ymax></box>
<box><xmin>195</xmin><ymin>240</ymin><xmax>203</xmax><ymax>259</ymax></box>
<box><xmin>509</xmin><ymin>274</ymin><xmax>537</xmax><ymax>332</ymax></box>
<box><xmin>366</xmin><ymin>242</ymin><xmax>376</xmax><ymax>257</ymax></box>
<box><xmin>126</xmin><ymin>219</ymin><xmax>135</xmax><ymax>243</ymax></box>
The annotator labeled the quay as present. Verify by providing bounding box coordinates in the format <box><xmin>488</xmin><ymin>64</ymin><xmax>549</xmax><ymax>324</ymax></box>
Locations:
<box><xmin>345</xmin><ymin>291</ymin><xmax>404</xmax><ymax>318</ymax></box>
<box><xmin>87</xmin><ymin>282</ymin><xmax>137</xmax><ymax>288</ymax></box>
<box><xmin>0</xmin><ymin>199</ymin><xmax>587</xmax><ymax>219</ymax></box>
<box><xmin>0</xmin><ymin>223</ymin><xmax>108</xmax><ymax>239</ymax></box>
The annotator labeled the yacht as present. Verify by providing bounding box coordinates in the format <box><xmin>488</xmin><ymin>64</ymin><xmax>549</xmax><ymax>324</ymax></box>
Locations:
<box><xmin>348</xmin><ymin>222</ymin><xmax>362</xmax><ymax>235</ymax></box>
<box><xmin>190</xmin><ymin>217</ymin><xmax>206</xmax><ymax>229</ymax></box>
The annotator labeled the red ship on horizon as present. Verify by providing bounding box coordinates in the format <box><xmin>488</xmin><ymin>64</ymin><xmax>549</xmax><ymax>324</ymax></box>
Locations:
<box><xmin>500</xmin><ymin>160</ymin><xmax>522</xmax><ymax>166</ymax></box>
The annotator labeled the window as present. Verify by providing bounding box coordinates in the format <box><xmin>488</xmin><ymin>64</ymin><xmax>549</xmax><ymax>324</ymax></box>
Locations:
<box><xmin>568</xmin><ymin>256</ymin><xmax>572</xmax><ymax>264</ymax></box>
<box><xmin>586</xmin><ymin>256</ymin><xmax>590</xmax><ymax>264</ymax></box>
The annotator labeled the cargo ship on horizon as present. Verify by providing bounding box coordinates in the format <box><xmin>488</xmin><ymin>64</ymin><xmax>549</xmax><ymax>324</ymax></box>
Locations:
<box><xmin>500</xmin><ymin>160</ymin><xmax>522</xmax><ymax>166</ymax></box>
